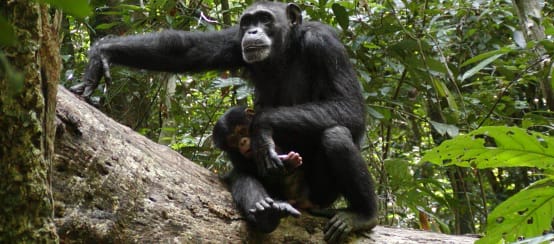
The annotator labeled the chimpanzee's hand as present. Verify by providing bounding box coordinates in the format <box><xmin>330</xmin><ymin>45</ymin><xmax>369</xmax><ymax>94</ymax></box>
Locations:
<box><xmin>253</xmin><ymin>138</ymin><xmax>283</xmax><ymax>177</ymax></box>
<box><xmin>248</xmin><ymin>197</ymin><xmax>301</xmax><ymax>233</ymax></box>
<box><xmin>69</xmin><ymin>42</ymin><xmax>112</xmax><ymax>98</ymax></box>
<box><xmin>278</xmin><ymin>151</ymin><xmax>303</xmax><ymax>169</ymax></box>
<box><xmin>251</xmin><ymin>127</ymin><xmax>284</xmax><ymax>176</ymax></box>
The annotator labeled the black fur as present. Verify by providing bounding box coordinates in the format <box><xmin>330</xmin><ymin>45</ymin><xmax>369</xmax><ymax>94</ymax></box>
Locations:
<box><xmin>212</xmin><ymin>106</ymin><xmax>257</xmax><ymax>175</ymax></box>
<box><xmin>71</xmin><ymin>1</ymin><xmax>378</xmax><ymax>241</ymax></box>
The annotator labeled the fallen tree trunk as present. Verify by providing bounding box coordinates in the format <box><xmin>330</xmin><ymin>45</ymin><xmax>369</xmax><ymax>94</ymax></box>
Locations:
<box><xmin>53</xmin><ymin>86</ymin><xmax>477</xmax><ymax>243</ymax></box>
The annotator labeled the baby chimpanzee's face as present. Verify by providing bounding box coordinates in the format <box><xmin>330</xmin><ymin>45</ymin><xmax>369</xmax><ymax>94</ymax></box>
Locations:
<box><xmin>226</xmin><ymin>124</ymin><xmax>252</xmax><ymax>158</ymax></box>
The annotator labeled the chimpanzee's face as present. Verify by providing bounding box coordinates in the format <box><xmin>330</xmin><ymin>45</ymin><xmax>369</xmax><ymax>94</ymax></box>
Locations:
<box><xmin>226</xmin><ymin>124</ymin><xmax>252</xmax><ymax>158</ymax></box>
<box><xmin>239</xmin><ymin>3</ymin><xmax>300</xmax><ymax>63</ymax></box>
<box><xmin>240</xmin><ymin>8</ymin><xmax>276</xmax><ymax>63</ymax></box>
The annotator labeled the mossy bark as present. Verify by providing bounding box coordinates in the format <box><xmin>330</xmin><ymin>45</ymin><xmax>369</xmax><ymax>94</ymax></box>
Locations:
<box><xmin>0</xmin><ymin>0</ymin><xmax>61</xmax><ymax>242</ymax></box>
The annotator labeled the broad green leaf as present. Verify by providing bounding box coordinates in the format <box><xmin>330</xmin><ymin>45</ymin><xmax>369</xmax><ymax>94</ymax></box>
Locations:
<box><xmin>38</xmin><ymin>0</ymin><xmax>91</xmax><ymax>18</ymax></box>
<box><xmin>331</xmin><ymin>3</ymin><xmax>349</xmax><ymax>30</ymax></box>
<box><xmin>430</xmin><ymin>79</ymin><xmax>459</xmax><ymax>111</ymax></box>
<box><xmin>212</xmin><ymin>77</ymin><xmax>247</xmax><ymax>88</ymax></box>
<box><xmin>437</xmin><ymin>79</ymin><xmax>459</xmax><ymax>111</ymax></box>
<box><xmin>513</xmin><ymin>30</ymin><xmax>526</xmax><ymax>48</ymax></box>
<box><xmin>477</xmin><ymin>178</ymin><xmax>554</xmax><ymax>244</ymax></box>
<box><xmin>367</xmin><ymin>107</ymin><xmax>384</xmax><ymax>120</ymax></box>
<box><xmin>429</xmin><ymin>121</ymin><xmax>459</xmax><ymax>137</ymax></box>
<box><xmin>368</xmin><ymin>106</ymin><xmax>391</xmax><ymax>121</ymax></box>
<box><xmin>460</xmin><ymin>46</ymin><xmax>514</xmax><ymax>68</ymax></box>
<box><xmin>539</xmin><ymin>39</ymin><xmax>554</xmax><ymax>51</ymax></box>
<box><xmin>522</xmin><ymin>112</ymin><xmax>554</xmax><ymax>129</ymax></box>
<box><xmin>461</xmin><ymin>53</ymin><xmax>504</xmax><ymax>81</ymax></box>
<box><xmin>236</xmin><ymin>85</ymin><xmax>252</xmax><ymax>100</ymax></box>
<box><xmin>117</xmin><ymin>4</ymin><xmax>146</xmax><ymax>11</ymax></box>
<box><xmin>422</xmin><ymin>126</ymin><xmax>554</xmax><ymax>169</ymax></box>
<box><xmin>431</xmin><ymin>78</ymin><xmax>446</xmax><ymax>97</ymax></box>
<box><xmin>425</xmin><ymin>58</ymin><xmax>448</xmax><ymax>74</ymax></box>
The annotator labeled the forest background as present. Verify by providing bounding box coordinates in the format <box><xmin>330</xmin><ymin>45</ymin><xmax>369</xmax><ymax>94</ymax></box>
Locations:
<box><xmin>1</xmin><ymin>0</ymin><xmax>553</xmax><ymax>243</ymax></box>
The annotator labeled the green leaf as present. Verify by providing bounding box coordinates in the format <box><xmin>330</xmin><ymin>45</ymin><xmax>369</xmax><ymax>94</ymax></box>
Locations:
<box><xmin>212</xmin><ymin>77</ymin><xmax>247</xmax><ymax>88</ymax></box>
<box><xmin>38</xmin><ymin>0</ymin><xmax>91</xmax><ymax>18</ymax></box>
<box><xmin>367</xmin><ymin>106</ymin><xmax>384</xmax><ymax>120</ymax></box>
<box><xmin>332</xmin><ymin>3</ymin><xmax>349</xmax><ymax>30</ymax></box>
<box><xmin>461</xmin><ymin>53</ymin><xmax>504</xmax><ymax>81</ymax></box>
<box><xmin>429</xmin><ymin>121</ymin><xmax>459</xmax><ymax>137</ymax></box>
<box><xmin>434</xmin><ymin>79</ymin><xmax>459</xmax><ymax>111</ymax></box>
<box><xmin>384</xmin><ymin>159</ymin><xmax>411</xmax><ymax>187</ymax></box>
<box><xmin>513</xmin><ymin>30</ymin><xmax>526</xmax><ymax>48</ymax></box>
<box><xmin>477</xmin><ymin>178</ymin><xmax>554</xmax><ymax>244</ymax></box>
<box><xmin>522</xmin><ymin>112</ymin><xmax>554</xmax><ymax>129</ymax></box>
<box><xmin>429</xmin><ymin>78</ymin><xmax>459</xmax><ymax>111</ymax></box>
<box><xmin>422</xmin><ymin>126</ymin><xmax>554</xmax><ymax>169</ymax></box>
<box><xmin>460</xmin><ymin>46</ymin><xmax>513</xmax><ymax>68</ymax></box>
<box><xmin>117</xmin><ymin>4</ymin><xmax>145</xmax><ymax>11</ymax></box>
<box><xmin>95</xmin><ymin>23</ymin><xmax>118</xmax><ymax>30</ymax></box>
<box><xmin>0</xmin><ymin>16</ymin><xmax>16</xmax><ymax>46</ymax></box>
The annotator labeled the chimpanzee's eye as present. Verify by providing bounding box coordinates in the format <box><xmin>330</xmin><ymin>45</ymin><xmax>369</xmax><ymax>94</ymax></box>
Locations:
<box><xmin>238</xmin><ymin>127</ymin><xmax>249</xmax><ymax>137</ymax></box>
<box><xmin>257</xmin><ymin>12</ymin><xmax>273</xmax><ymax>25</ymax></box>
<box><xmin>240</xmin><ymin>15</ymin><xmax>253</xmax><ymax>28</ymax></box>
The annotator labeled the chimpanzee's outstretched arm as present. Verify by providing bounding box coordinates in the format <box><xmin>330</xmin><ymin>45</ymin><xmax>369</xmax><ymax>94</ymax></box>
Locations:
<box><xmin>224</xmin><ymin>169</ymin><xmax>300</xmax><ymax>233</ymax></box>
<box><xmin>71</xmin><ymin>27</ymin><xmax>244</xmax><ymax>97</ymax></box>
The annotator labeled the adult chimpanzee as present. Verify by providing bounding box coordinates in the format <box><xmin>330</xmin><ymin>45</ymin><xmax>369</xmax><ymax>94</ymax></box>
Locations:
<box><xmin>70</xmin><ymin>1</ymin><xmax>378</xmax><ymax>242</ymax></box>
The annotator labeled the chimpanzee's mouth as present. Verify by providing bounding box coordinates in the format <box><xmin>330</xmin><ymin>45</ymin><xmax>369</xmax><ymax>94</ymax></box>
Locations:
<box><xmin>244</xmin><ymin>45</ymin><xmax>269</xmax><ymax>51</ymax></box>
<box><xmin>243</xmin><ymin>149</ymin><xmax>254</xmax><ymax>158</ymax></box>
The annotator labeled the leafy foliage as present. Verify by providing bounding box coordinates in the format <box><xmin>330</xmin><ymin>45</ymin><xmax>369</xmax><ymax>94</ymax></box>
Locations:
<box><xmin>423</xmin><ymin>126</ymin><xmax>554</xmax><ymax>169</ymax></box>
<box><xmin>38</xmin><ymin>0</ymin><xmax>91</xmax><ymax>17</ymax></box>
<box><xmin>424</xmin><ymin>126</ymin><xmax>554</xmax><ymax>242</ymax></box>
<box><xmin>478</xmin><ymin>178</ymin><xmax>554</xmax><ymax>244</ymax></box>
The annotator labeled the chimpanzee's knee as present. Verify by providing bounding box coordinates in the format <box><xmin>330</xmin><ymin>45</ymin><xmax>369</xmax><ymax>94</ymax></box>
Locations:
<box><xmin>321</xmin><ymin>126</ymin><xmax>355</xmax><ymax>154</ymax></box>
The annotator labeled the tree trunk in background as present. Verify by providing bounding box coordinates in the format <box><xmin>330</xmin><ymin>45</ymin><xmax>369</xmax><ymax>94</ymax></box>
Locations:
<box><xmin>158</xmin><ymin>75</ymin><xmax>177</xmax><ymax>145</ymax></box>
<box><xmin>0</xmin><ymin>0</ymin><xmax>61</xmax><ymax>242</ymax></box>
<box><xmin>219</xmin><ymin>0</ymin><xmax>232</xmax><ymax>27</ymax></box>
<box><xmin>512</xmin><ymin>0</ymin><xmax>554</xmax><ymax>110</ymax></box>
<box><xmin>53</xmin><ymin>86</ymin><xmax>477</xmax><ymax>243</ymax></box>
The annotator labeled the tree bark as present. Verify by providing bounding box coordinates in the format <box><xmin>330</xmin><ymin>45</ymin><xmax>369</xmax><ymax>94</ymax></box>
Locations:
<box><xmin>53</xmin><ymin>86</ymin><xmax>477</xmax><ymax>243</ymax></box>
<box><xmin>0</xmin><ymin>1</ymin><xmax>60</xmax><ymax>242</ymax></box>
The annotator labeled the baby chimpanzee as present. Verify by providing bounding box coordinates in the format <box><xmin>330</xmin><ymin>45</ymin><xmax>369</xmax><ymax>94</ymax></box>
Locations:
<box><xmin>213</xmin><ymin>106</ymin><xmax>303</xmax><ymax>171</ymax></box>
<box><xmin>213</xmin><ymin>106</ymin><xmax>314</xmax><ymax>220</ymax></box>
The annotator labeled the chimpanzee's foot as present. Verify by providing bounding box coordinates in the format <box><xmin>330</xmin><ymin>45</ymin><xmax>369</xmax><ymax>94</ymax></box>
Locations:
<box><xmin>324</xmin><ymin>210</ymin><xmax>377</xmax><ymax>243</ymax></box>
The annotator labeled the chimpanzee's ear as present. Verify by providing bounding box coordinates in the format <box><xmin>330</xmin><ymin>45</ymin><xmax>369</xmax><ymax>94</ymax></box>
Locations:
<box><xmin>286</xmin><ymin>3</ymin><xmax>302</xmax><ymax>26</ymax></box>
<box><xmin>245</xmin><ymin>108</ymin><xmax>255</xmax><ymax>119</ymax></box>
